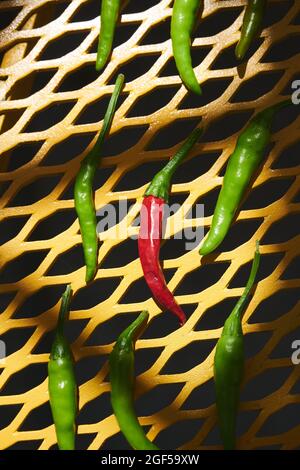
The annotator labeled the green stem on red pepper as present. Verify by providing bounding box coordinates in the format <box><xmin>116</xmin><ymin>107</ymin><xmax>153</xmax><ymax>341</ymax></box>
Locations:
<box><xmin>139</xmin><ymin>127</ymin><xmax>202</xmax><ymax>325</ymax></box>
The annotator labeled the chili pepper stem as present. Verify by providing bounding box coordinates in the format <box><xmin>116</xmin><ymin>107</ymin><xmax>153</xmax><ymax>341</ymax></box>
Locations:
<box><xmin>145</xmin><ymin>127</ymin><xmax>202</xmax><ymax>201</ymax></box>
<box><xmin>74</xmin><ymin>74</ymin><xmax>124</xmax><ymax>284</ymax></box>
<box><xmin>56</xmin><ymin>284</ymin><xmax>72</xmax><ymax>334</ymax></box>
<box><xmin>118</xmin><ymin>310</ymin><xmax>149</xmax><ymax>345</ymax></box>
<box><xmin>223</xmin><ymin>241</ymin><xmax>260</xmax><ymax>336</ymax></box>
<box><xmin>254</xmin><ymin>99</ymin><xmax>291</xmax><ymax>126</ymax></box>
<box><xmin>86</xmin><ymin>73</ymin><xmax>125</xmax><ymax>162</ymax></box>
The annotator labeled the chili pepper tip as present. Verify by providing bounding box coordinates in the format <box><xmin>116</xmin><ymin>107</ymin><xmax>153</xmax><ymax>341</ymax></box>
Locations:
<box><xmin>173</xmin><ymin>305</ymin><xmax>186</xmax><ymax>326</ymax></box>
<box><xmin>116</xmin><ymin>73</ymin><xmax>125</xmax><ymax>85</ymax></box>
<box><xmin>235</xmin><ymin>46</ymin><xmax>245</xmax><ymax>61</ymax></box>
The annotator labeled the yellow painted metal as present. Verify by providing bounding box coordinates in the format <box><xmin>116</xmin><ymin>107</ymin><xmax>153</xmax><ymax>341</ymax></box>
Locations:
<box><xmin>0</xmin><ymin>0</ymin><xmax>299</xmax><ymax>450</ymax></box>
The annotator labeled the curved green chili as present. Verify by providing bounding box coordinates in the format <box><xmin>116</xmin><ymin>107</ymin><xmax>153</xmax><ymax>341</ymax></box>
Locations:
<box><xmin>74</xmin><ymin>74</ymin><xmax>124</xmax><ymax>283</ymax></box>
<box><xmin>171</xmin><ymin>0</ymin><xmax>202</xmax><ymax>95</ymax></box>
<box><xmin>200</xmin><ymin>99</ymin><xmax>291</xmax><ymax>256</ymax></box>
<box><xmin>96</xmin><ymin>0</ymin><xmax>121</xmax><ymax>71</ymax></box>
<box><xmin>109</xmin><ymin>311</ymin><xmax>159</xmax><ymax>450</ymax></box>
<box><xmin>48</xmin><ymin>285</ymin><xmax>77</xmax><ymax>450</ymax></box>
<box><xmin>214</xmin><ymin>242</ymin><xmax>260</xmax><ymax>450</ymax></box>
<box><xmin>235</xmin><ymin>0</ymin><xmax>266</xmax><ymax>61</ymax></box>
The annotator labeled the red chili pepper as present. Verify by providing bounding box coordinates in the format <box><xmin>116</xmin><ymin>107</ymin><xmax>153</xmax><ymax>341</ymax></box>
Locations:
<box><xmin>138</xmin><ymin>128</ymin><xmax>202</xmax><ymax>325</ymax></box>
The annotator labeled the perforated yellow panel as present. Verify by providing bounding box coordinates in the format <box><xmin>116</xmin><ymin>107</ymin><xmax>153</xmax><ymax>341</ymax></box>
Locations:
<box><xmin>0</xmin><ymin>0</ymin><xmax>300</xmax><ymax>450</ymax></box>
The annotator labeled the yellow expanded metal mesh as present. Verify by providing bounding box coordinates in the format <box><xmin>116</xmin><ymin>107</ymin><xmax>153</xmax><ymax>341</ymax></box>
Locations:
<box><xmin>0</xmin><ymin>0</ymin><xmax>300</xmax><ymax>450</ymax></box>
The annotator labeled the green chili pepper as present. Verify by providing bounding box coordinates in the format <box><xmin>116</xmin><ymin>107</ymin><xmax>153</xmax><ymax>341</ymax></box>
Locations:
<box><xmin>109</xmin><ymin>311</ymin><xmax>159</xmax><ymax>450</ymax></box>
<box><xmin>171</xmin><ymin>0</ymin><xmax>202</xmax><ymax>95</ymax></box>
<box><xmin>74</xmin><ymin>74</ymin><xmax>124</xmax><ymax>283</ymax></box>
<box><xmin>235</xmin><ymin>0</ymin><xmax>266</xmax><ymax>61</ymax></box>
<box><xmin>214</xmin><ymin>241</ymin><xmax>261</xmax><ymax>450</ymax></box>
<box><xmin>96</xmin><ymin>0</ymin><xmax>121</xmax><ymax>71</ymax></box>
<box><xmin>48</xmin><ymin>285</ymin><xmax>77</xmax><ymax>450</ymax></box>
<box><xmin>199</xmin><ymin>99</ymin><xmax>291</xmax><ymax>256</ymax></box>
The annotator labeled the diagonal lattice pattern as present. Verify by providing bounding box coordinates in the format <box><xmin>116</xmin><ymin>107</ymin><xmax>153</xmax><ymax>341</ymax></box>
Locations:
<box><xmin>0</xmin><ymin>0</ymin><xmax>299</xmax><ymax>450</ymax></box>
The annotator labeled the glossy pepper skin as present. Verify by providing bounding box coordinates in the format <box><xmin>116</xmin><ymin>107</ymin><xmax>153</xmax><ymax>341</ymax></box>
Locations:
<box><xmin>74</xmin><ymin>74</ymin><xmax>124</xmax><ymax>283</ymax></box>
<box><xmin>200</xmin><ymin>100</ymin><xmax>290</xmax><ymax>256</ymax></box>
<box><xmin>236</xmin><ymin>0</ymin><xmax>266</xmax><ymax>61</ymax></box>
<box><xmin>96</xmin><ymin>0</ymin><xmax>121</xmax><ymax>71</ymax></box>
<box><xmin>214</xmin><ymin>242</ymin><xmax>261</xmax><ymax>450</ymax></box>
<box><xmin>48</xmin><ymin>285</ymin><xmax>77</xmax><ymax>450</ymax></box>
<box><xmin>171</xmin><ymin>0</ymin><xmax>202</xmax><ymax>95</ymax></box>
<box><xmin>110</xmin><ymin>311</ymin><xmax>159</xmax><ymax>450</ymax></box>
<box><xmin>138</xmin><ymin>127</ymin><xmax>202</xmax><ymax>325</ymax></box>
